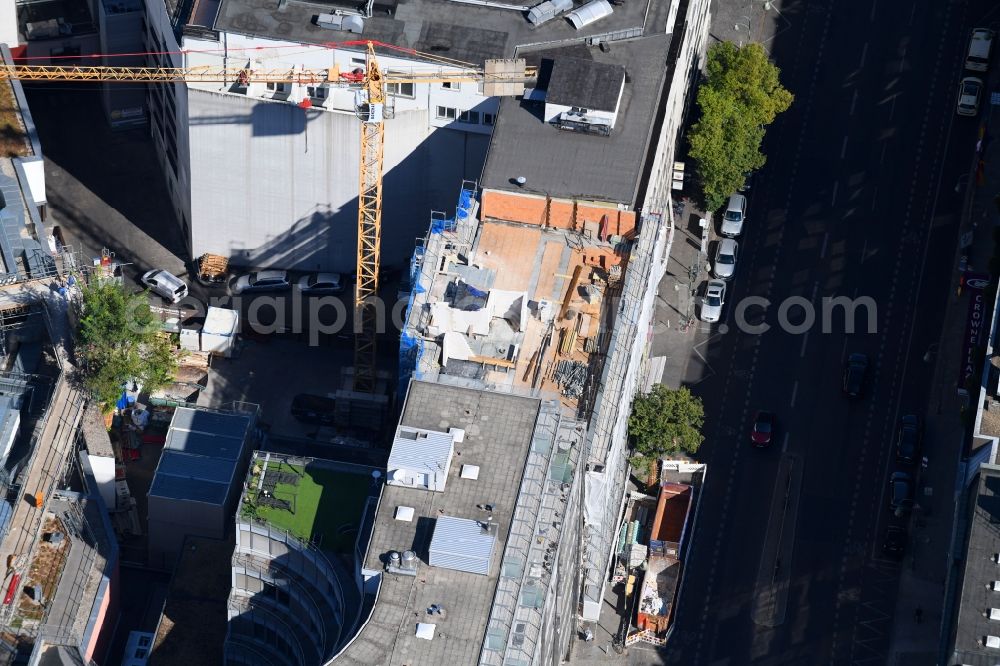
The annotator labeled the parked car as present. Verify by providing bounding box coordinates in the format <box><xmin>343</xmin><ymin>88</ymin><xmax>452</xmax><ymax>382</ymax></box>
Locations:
<box><xmin>882</xmin><ymin>524</ymin><xmax>907</xmax><ymax>559</ymax></box>
<box><xmin>965</xmin><ymin>28</ymin><xmax>995</xmax><ymax>72</ymax></box>
<box><xmin>896</xmin><ymin>415</ymin><xmax>922</xmax><ymax>465</ymax></box>
<box><xmin>750</xmin><ymin>411</ymin><xmax>775</xmax><ymax>447</ymax></box>
<box><xmin>843</xmin><ymin>353</ymin><xmax>869</xmax><ymax>398</ymax></box>
<box><xmin>714</xmin><ymin>238</ymin><xmax>739</xmax><ymax>280</ymax></box>
<box><xmin>290</xmin><ymin>393</ymin><xmax>338</xmax><ymax>425</ymax></box>
<box><xmin>298</xmin><ymin>272</ymin><xmax>345</xmax><ymax>294</ymax></box>
<box><xmin>231</xmin><ymin>270</ymin><xmax>291</xmax><ymax>295</ymax></box>
<box><xmin>721</xmin><ymin>193</ymin><xmax>747</xmax><ymax>237</ymax></box>
<box><xmin>701</xmin><ymin>280</ymin><xmax>726</xmax><ymax>323</ymax></box>
<box><xmin>141</xmin><ymin>269</ymin><xmax>188</xmax><ymax>303</ymax></box>
<box><xmin>889</xmin><ymin>472</ymin><xmax>914</xmax><ymax>513</ymax></box>
<box><xmin>957</xmin><ymin>76</ymin><xmax>984</xmax><ymax>116</ymax></box>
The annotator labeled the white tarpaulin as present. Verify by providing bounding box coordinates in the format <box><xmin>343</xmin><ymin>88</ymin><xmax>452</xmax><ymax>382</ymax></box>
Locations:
<box><xmin>21</xmin><ymin>157</ymin><xmax>45</xmax><ymax>205</ymax></box>
<box><xmin>440</xmin><ymin>331</ymin><xmax>474</xmax><ymax>366</ymax></box>
<box><xmin>427</xmin><ymin>302</ymin><xmax>491</xmax><ymax>337</ymax></box>
<box><xmin>584</xmin><ymin>469</ymin><xmax>607</xmax><ymax>528</ymax></box>
<box><xmin>486</xmin><ymin>290</ymin><xmax>528</xmax><ymax>332</ymax></box>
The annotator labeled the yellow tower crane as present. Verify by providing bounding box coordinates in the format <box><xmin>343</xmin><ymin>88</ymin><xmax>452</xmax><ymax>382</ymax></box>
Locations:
<box><xmin>0</xmin><ymin>42</ymin><xmax>535</xmax><ymax>396</ymax></box>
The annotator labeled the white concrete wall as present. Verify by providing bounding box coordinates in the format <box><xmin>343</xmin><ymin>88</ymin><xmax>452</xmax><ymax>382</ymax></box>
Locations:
<box><xmin>187</xmin><ymin>88</ymin><xmax>488</xmax><ymax>271</ymax></box>
<box><xmin>87</xmin><ymin>453</ymin><xmax>117</xmax><ymax>510</ymax></box>
<box><xmin>0</xmin><ymin>2</ymin><xmax>18</xmax><ymax>47</ymax></box>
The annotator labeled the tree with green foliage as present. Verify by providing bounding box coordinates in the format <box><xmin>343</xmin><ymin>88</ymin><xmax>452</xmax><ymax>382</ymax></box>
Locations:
<box><xmin>76</xmin><ymin>281</ymin><xmax>178</xmax><ymax>410</ymax></box>
<box><xmin>688</xmin><ymin>42</ymin><xmax>793</xmax><ymax>211</ymax></box>
<box><xmin>628</xmin><ymin>385</ymin><xmax>705</xmax><ymax>467</ymax></box>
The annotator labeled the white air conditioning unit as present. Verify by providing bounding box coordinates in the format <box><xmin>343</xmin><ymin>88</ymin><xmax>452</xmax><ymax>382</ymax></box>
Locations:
<box><xmin>987</xmin><ymin>635</ymin><xmax>1000</xmax><ymax>648</ymax></box>
<box><xmin>991</xmin><ymin>608</ymin><xmax>1000</xmax><ymax>620</ymax></box>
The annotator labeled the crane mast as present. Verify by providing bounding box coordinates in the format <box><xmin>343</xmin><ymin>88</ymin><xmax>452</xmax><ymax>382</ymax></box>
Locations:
<box><xmin>353</xmin><ymin>42</ymin><xmax>385</xmax><ymax>394</ymax></box>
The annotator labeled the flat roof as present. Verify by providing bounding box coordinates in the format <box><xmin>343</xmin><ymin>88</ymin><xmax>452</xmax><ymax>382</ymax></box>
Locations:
<box><xmin>480</xmin><ymin>34</ymin><xmax>671</xmax><ymax>205</ymax></box>
<box><xmin>336</xmin><ymin>381</ymin><xmax>541</xmax><ymax>665</ymax></box>
<box><xmin>148</xmin><ymin>407</ymin><xmax>251</xmax><ymax>504</ymax></box>
<box><xmin>209</xmin><ymin>0</ymin><xmax>667</xmax><ymax>66</ymax></box>
<box><xmin>242</xmin><ymin>454</ymin><xmax>374</xmax><ymax>552</ymax></box>
<box><xmin>546</xmin><ymin>56</ymin><xmax>625</xmax><ymax>111</ymax></box>
<box><xmin>951</xmin><ymin>464</ymin><xmax>1000</xmax><ymax>665</ymax></box>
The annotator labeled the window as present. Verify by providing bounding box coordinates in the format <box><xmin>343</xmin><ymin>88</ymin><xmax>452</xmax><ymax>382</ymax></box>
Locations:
<box><xmin>135</xmin><ymin>649</ymin><xmax>148</xmax><ymax>659</ymax></box>
<box><xmin>570</xmin><ymin>106</ymin><xmax>590</xmax><ymax>114</ymax></box>
<box><xmin>483</xmin><ymin>113</ymin><xmax>495</xmax><ymax>126</ymax></box>
<box><xmin>436</xmin><ymin>106</ymin><xmax>457</xmax><ymax>120</ymax></box>
<box><xmin>307</xmin><ymin>85</ymin><xmax>328</xmax><ymax>100</ymax></box>
<box><xmin>441</xmin><ymin>82</ymin><xmax>457</xmax><ymax>90</ymax></box>
<box><xmin>386</xmin><ymin>82</ymin><xmax>414</xmax><ymax>98</ymax></box>
<box><xmin>458</xmin><ymin>110</ymin><xmax>479</xmax><ymax>124</ymax></box>
<box><xmin>266</xmin><ymin>82</ymin><xmax>289</xmax><ymax>94</ymax></box>
<box><xmin>351</xmin><ymin>57</ymin><xmax>366</xmax><ymax>65</ymax></box>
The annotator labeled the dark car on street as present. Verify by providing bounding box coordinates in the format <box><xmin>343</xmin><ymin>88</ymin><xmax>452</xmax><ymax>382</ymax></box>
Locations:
<box><xmin>751</xmin><ymin>411</ymin><xmax>775</xmax><ymax>447</ymax></box>
<box><xmin>896</xmin><ymin>415</ymin><xmax>922</xmax><ymax>465</ymax></box>
<box><xmin>889</xmin><ymin>472</ymin><xmax>915</xmax><ymax>513</ymax></box>
<box><xmin>882</xmin><ymin>524</ymin><xmax>907</xmax><ymax>559</ymax></box>
<box><xmin>843</xmin><ymin>353</ymin><xmax>869</xmax><ymax>398</ymax></box>
<box><xmin>291</xmin><ymin>393</ymin><xmax>338</xmax><ymax>425</ymax></box>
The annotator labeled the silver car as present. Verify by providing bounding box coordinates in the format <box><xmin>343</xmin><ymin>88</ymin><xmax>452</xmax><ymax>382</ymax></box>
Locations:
<box><xmin>957</xmin><ymin>76</ymin><xmax>983</xmax><ymax>116</ymax></box>
<box><xmin>720</xmin><ymin>193</ymin><xmax>747</xmax><ymax>237</ymax></box>
<box><xmin>714</xmin><ymin>238</ymin><xmax>738</xmax><ymax>280</ymax></box>
<box><xmin>141</xmin><ymin>269</ymin><xmax>188</xmax><ymax>303</ymax></box>
<box><xmin>231</xmin><ymin>270</ymin><xmax>291</xmax><ymax>295</ymax></box>
<box><xmin>701</xmin><ymin>279</ymin><xmax>726</xmax><ymax>323</ymax></box>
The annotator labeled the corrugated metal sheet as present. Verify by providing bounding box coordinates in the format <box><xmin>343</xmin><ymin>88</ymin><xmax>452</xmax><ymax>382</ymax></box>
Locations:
<box><xmin>387</xmin><ymin>427</ymin><xmax>453</xmax><ymax>476</ymax></box>
<box><xmin>428</xmin><ymin>515</ymin><xmax>496</xmax><ymax>576</ymax></box>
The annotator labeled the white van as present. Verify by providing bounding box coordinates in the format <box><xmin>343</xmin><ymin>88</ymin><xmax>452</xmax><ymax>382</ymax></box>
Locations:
<box><xmin>966</xmin><ymin>28</ymin><xmax>994</xmax><ymax>72</ymax></box>
<box><xmin>141</xmin><ymin>269</ymin><xmax>189</xmax><ymax>303</ymax></box>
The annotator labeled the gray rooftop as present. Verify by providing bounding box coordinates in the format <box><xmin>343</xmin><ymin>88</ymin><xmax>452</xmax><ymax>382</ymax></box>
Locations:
<box><xmin>148</xmin><ymin>407</ymin><xmax>252</xmax><ymax>504</ymax></box>
<box><xmin>951</xmin><ymin>464</ymin><xmax>1000</xmax><ymax>665</ymax></box>
<box><xmin>208</xmin><ymin>0</ymin><xmax>667</xmax><ymax>67</ymax></box>
<box><xmin>546</xmin><ymin>56</ymin><xmax>625</xmax><ymax>111</ymax></box>
<box><xmin>480</xmin><ymin>34</ymin><xmax>671</xmax><ymax>205</ymax></box>
<box><xmin>335</xmin><ymin>380</ymin><xmax>541</xmax><ymax>665</ymax></box>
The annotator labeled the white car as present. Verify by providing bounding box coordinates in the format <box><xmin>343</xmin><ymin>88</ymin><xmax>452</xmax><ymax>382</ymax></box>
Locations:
<box><xmin>141</xmin><ymin>269</ymin><xmax>188</xmax><ymax>303</ymax></box>
<box><xmin>957</xmin><ymin>76</ymin><xmax>983</xmax><ymax>117</ymax></box>
<box><xmin>714</xmin><ymin>238</ymin><xmax>739</xmax><ymax>280</ymax></box>
<box><xmin>230</xmin><ymin>270</ymin><xmax>291</xmax><ymax>295</ymax></box>
<box><xmin>297</xmin><ymin>272</ymin><xmax>344</xmax><ymax>294</ymax></box>
<box><xmin>720</xmin><ymin>193</ymin><xmax>747</xmax><ymax>237</ymax></box>
<box><xmin>701</xmin><ymin>280</ymin><xmax>726</xmax><ymax>323</ymax></box>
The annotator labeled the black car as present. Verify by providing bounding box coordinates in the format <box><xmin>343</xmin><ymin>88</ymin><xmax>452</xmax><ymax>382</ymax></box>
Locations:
<box><xmin>290</xmin><ymin>393</ymin><xmax>338</xmax><ymax>425</ymax></box>
<box><xmin>896</xmin><ymin>415</ymin><xmax>922</xmax><ymax>465</ymax></box>
<box><xmin>882</xmin><ymin>524</ymin><xmax>907</xmax><ymax>559</ymax></box>
<box><xmin>843</xmin><ymin>353</ymin><xmax>869</xmax><ymax>398</ymax></box>
<box><xmin>751</xmin><ymin>411</ymin><xmax>775</xmax><ymax>447</ymax></box>
<box><xmin>889</xmin><ymin>472</ymin><xmax>915</xmax><ymax>513</ymax></box>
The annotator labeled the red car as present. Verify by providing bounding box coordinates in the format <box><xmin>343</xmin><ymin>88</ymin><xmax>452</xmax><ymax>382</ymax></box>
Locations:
<box><xmin>751</xmin><ymin>411</ymin><xmax>775</xmax><ymax>447</ymax></box>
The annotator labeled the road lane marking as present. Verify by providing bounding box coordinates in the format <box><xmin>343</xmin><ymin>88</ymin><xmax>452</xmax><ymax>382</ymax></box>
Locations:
<box><xmin>782</xmin><ymin>431</ymin><xmax>789</xmax><ymax>453</ymax></box>
<box><xmin>800</xmin><ymin>332</ymin><xmax>809</xmax><ymax>357</ymax></box>
<box><xmin>899</xmin><ymin>46</ymin><xmax>907</xmax><ymax>73</ymax></box>
<box><xmin>820</xmin><ymin>232</ymin><xmax>830</xmax><ymax>258</ymax></box>
<box><xmin>861</xmin><ymin>239</ymin><xmax>868</xmax><ymax>263</ymax></box>
<box><xmin>870</xmin><ymin>0</ymin><xmax>877</xmax><ymax>21</ymax></box>
<box><xmin>860</xmin><ymin>42</ymin><xmax>868</xmax><ymax>68</ymax></box>
<box><xmin>880</xmin><ymin>143</ymin><xmax>888</xmax><ymax>165</ymax></box>
<box><xmin>850</xmin><ymin>89</ymin><xmax>858</xmax><ymax>115</ymax></box>
<box><xmin>872</xmin><ymin>185</ymin><xmax>879</xmax><ymax>210</ymax></box>
<box><xmin>811</xmin><ymin>281</ymin><xmax>819</xmax><ymax>303</ymax></box>
<box><xmin>889</xmin><ymin>96</ymin><xmax>897</xmax><ymax>121</ymax></box>
<box><xmin>831</xmin><ymin>181</ymin><xmax>839</xmax><ymax>206</ymax></box>
<box><xmin>841</xmin><ymin>337</ymin><xmax>848</xmax><ymax>361</ymax></box>
<box><xmin>790</xmin><ymin>380</ymin><xmax>799</xmax><ymax>407</ymax></box>
<box><xmin>841</xmin><ymin>136</ymin><xmax>849</xmax><ymax>158</ymax></box>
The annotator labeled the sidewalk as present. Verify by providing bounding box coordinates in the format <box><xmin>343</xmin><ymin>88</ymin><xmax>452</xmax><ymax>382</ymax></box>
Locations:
<box><xmin>886</xmin><ymin>83</ymin><xmax>1000</xmax><ymax>663</ymax></box>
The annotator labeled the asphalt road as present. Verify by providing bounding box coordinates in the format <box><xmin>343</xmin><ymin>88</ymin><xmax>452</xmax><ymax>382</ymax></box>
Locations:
<box><xmin>661</xmin><ymin>0</ymin><xmax>993</xmax><ymax>663</ymax></box>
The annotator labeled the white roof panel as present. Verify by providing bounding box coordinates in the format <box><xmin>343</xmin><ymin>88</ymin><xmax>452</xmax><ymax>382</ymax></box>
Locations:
<box><xmin>387</xmin><ymin>426</ymin><xmax>454</xmax><ymax>477</ymax></box>
<box><xmin>428</xmin><ymin>515</ymin><xmax>496</xmax><ymax>576</ymax></box>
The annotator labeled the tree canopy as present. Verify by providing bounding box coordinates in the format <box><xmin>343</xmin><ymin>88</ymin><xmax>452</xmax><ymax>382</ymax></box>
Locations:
<box><xmin>628</xmin><ymin>385</ymin><xmax>705</xmax><ymax>460</ymax></box>
<box><xmin>76</xmin><ymin>281</ymin><xmax>178</xmax><ymax>410</ymax></box>
<box><xmin>688</xmin><ymin>42</ymin><xmax>793</xmax><ymax>211</ymax></box>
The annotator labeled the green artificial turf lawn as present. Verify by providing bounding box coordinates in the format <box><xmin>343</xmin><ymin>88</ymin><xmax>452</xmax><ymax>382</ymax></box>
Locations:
<box><xmin>253</xmin><ymin>463</ymin><xmax>370</xmax><ymax>553</ymax></box>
